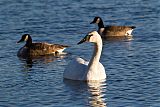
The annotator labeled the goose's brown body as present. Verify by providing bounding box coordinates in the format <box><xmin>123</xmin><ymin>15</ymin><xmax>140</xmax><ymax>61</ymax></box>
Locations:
<box><xmin>17</xmin><ymin>34</ymin><xmax>68</xmax><ymax>58</ymax></box>
<box><xmin>99</xmin><ymin>26</ymin><xmax>135</xmax><ymax>36</ymax></box>
<box><xmin>90</xmin><ymin>17</ymin><xmax>136</xmax><ymax>39</ymax></box>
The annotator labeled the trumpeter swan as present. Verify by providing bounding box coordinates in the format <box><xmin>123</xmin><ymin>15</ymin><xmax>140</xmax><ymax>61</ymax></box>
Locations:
<box><xmin>63</xmin><ymin>31</ymin><xmax>106</xmax><ymax>81</ymax></box>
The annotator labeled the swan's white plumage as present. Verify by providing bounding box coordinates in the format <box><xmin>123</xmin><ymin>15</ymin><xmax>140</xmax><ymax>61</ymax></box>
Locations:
<box><xmin>63</xmin><ymin>31</ymin><xmax>106</xmax><ymax>81</ymax></box>
<box><xmin>64</xmin><ymin>57</ymin><xmax>88</xmax><ymax>80</ymax></box>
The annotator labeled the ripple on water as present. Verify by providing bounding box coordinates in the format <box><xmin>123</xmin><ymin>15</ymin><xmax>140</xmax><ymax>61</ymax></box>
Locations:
<box><xmin>0</xmin><ymin>0</ymin><xmax>159</xmax><ymax>107</ymax></box>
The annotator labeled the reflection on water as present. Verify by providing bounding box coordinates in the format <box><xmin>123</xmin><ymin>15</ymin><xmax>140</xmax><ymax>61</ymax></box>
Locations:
<box><xmin>19</xmin><ymin>53</ymin><xmax>67</xmax><ymax>68</ymax></box>
<box><xmin>0</xmin><ymin>0</ymin><xmax>159</xmax><ymax>106</ymax></box>
<box><xmin>87</xmin><ymin>80</ymin><xmax>107</xmax><ymax>107</ymax></box>
<box><xmin>103</xmin><ymin>38</ymin><xmax>133</xmax><ymax>52</ymax></box>
<box><xmin>64</xmin><ymin>79</ymin><xmax>107</xmax><ymax>107</ymax></box>
<box><xmin>102</xmin><ymin>35</ymin><xmax>134</xmax><ymax>41</ymax></box>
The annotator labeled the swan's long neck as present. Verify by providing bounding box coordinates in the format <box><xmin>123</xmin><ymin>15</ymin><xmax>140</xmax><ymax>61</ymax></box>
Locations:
<box><xmin>88</xmin><ymin>39</ymin><xmax>102</xmax><ymax>70</ymax></box>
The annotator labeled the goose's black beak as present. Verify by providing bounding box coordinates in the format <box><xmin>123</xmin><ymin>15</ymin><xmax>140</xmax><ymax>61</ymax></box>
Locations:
<box><xmin>90</xmin><ymin>21</ymin><xmax>94</xmax><ymax>24</ymax></box>
<box><xmin>17</xmin><ymin>39</ymin><xmax>23</xmax><ymax>43</ymax></box>
<box><xmin>90</xmin><ymin>19</ymin><xmax>96</xmax><ymax>24</ymax></box>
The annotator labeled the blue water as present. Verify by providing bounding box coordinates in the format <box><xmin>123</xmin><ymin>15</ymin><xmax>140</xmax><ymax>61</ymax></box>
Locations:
<box><xmin>0</xmin><ymin>0</ymin><xmax>159</xmax><ymax>107</ymax></box>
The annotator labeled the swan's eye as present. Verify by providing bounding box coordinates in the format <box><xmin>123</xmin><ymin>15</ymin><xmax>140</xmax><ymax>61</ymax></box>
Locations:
<box><xmin>88</xmin><ymin>34</ymin><xmax>93</xmax><ymax>37</ymax></box>
<box><xmin>84</xmin><ymin>34</ymin><xmax>93</xmax><ymax>41</ymax></box>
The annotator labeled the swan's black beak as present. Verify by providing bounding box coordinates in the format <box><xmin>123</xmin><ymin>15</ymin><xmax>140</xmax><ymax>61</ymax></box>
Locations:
<box><xmin>77</xmin><ymin>38</ymin><xmax>86</xmax><ymax>44</ymax></box>
<box><xmin>77</xmin><ymin>34</ymin><xmax>93</xmax><ymax>45</ymax></box>
<box><xmin>77</xmin><ymin>34</ymin><xmax>89</xmax><ymax>45</ymax></box>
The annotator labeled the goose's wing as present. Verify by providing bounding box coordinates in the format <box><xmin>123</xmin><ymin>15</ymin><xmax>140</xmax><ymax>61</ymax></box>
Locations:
<box><xmin>29</xmin><ymin>42</ymin><xmax>68</xmax><ymax>56</ymax></box>
<box><xmin>46</xmin><ymin>43</ymin><xmax>69</xmax><ymax>53</ymax></box>
<box><xmin>64</xmin><ymin>57</ymin><xmax>88</xmax><ymax>80</ymax></box>
<box><xmin>105</xmin><ymin>26</ymin><xmax>135</xmax><ymax>31</ymax></box>
<box><xmin>103</xmin><ymin>26</ymin><xmax>135</xmax><ymax>36</ymax></box>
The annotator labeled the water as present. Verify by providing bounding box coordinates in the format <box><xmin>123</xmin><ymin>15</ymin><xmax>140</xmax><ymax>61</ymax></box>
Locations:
<box><xmin>0</xmin><ymin>0</ymin><xmax>159</xmax><ymax>107</ymax></box>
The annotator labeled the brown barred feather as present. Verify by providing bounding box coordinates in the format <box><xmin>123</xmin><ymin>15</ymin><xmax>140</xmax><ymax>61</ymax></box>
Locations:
<box><xmin>90</xmin><ymin>16</ymin><xmax>136</xmax><ymax>38</ymax></box>
<box><xmin>101</xmin><ymin>26</ymin><xmax>134</xmax><ymax>37</ymax></box>
<box><xmin>17</xmin><ymin>34</ymin><xmax>69</xmax><ymax>58</ymax></box>
<box><xmin>17</xmin><ymin>42</ymin><xmax>68</xmax><ymax>58</ymax></box>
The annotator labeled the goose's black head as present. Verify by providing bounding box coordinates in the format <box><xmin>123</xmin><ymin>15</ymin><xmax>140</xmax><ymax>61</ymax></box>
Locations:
<box><xmin>17</xmin><ymin>34</ymin><xmax>31</xmax><ymax>43</ymax></box>
<box><xmin>90</xmin><ymin>16</ymin><xmax>104</xmax><ymax>28</ymax></box>
<box><xmin>90</xmin><ymin>16</ymin><xmax>102</xmax><ymax>24</ymax></box>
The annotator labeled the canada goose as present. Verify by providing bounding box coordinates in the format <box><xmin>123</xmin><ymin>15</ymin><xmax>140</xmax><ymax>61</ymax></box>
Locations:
<box><xmin>90</xmin><ymin>16</ymin><xmax>136</xmax><ymax>39</ymax></box>
<box><xmin>63</xmin><ymin>31</ymin><xmax>106</xmax><ymax>81</ymax></box>
<box><xmin>17</xmin><ymin>34</ymin><xmax>69</xmax><ymax>58</ymax></box>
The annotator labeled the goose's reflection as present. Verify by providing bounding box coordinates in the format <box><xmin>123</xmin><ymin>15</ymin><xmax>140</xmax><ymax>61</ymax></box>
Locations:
<box><xmin>19</xmin><ymin>52</ymin><xmax>67</xmax><ymax>68</ymax></box>
<box><xmin>103</xmin><ymin>36</ymin><xmax>133</xmax><ymax>51</ymax></box>
<box><xmin>64</xmin><ymin>79</ymin><xmax>107</xmax><ymax>107</ymax></box>
<box><xmin>102</xmin><ymin>35</ymin><xmax>134</xmax><ymax>41</ymax></box>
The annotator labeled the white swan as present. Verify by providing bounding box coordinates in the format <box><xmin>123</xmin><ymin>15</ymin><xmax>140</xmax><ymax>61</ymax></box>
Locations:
<box><xmin>63</xmin><ymin>31</ymin><xmax>106</xmax><ymax>81</ymax></box>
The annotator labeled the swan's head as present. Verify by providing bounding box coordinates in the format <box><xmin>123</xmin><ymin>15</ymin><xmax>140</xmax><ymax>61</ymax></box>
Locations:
<box><xmin>17</xmin><ymin>34</ymin><xmax>30</xmax><ymax>43</ymax></box>
<box><xmin>77</xmin><ymin>31</ymin><xmax>101</xmax><ymax>44</ymax></box>
<box><xmin>90</xmin><ymin>16</ymin><xmax>102</xmax><ymax>24</ymax></box>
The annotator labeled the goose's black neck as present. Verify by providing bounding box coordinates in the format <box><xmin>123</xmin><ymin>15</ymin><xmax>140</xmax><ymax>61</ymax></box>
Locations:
<box><xmin>98</xmin><ymin>18</ymin><xmax>105</xmax><ymax>28</ymax></box>
<box><xmin>25</xmin><ymin>35</ymin><xmax>32</xmax><ymax>47</ymax></box>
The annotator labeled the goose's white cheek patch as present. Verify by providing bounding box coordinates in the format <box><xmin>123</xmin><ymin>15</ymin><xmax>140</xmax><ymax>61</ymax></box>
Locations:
<box><xmin>24</xmin><ymin>35</ymin><xmax>29</xmax><ymax>41</ymax></box>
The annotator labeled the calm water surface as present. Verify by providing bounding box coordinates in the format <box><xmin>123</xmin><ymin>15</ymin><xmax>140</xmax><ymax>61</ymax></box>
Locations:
<box><xmin>0</xmin><ymin>0</ymin><xmax>159</xmax><ymax>107</ymax></box>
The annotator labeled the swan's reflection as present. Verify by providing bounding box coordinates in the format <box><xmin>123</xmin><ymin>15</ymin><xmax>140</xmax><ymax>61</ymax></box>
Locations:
<box><xmin>87</xmin><ymin>80</ymin><xmax>107</xmax><ymax>107</ymax></box>
<box><xmin>19</xmin><ymin>52</ymin><xmax>67</xmax><ymax>68</ymax></box>
<box><xmin>64</xmin><ymin>79</ymin><xmax>107</xmax><ymax>107</ymax></box>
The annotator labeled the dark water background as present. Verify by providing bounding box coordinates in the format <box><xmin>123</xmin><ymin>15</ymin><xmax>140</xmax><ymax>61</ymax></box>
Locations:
<box><xmin>0</xmin><ymin>0</ymin><xmax>159</xmax><ymax>107</ymax></box>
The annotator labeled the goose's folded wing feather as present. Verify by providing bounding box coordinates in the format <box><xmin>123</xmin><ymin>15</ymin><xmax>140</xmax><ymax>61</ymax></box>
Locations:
<box><xmin>29</xmin><ymin>43</ymin><xmax>68</xmax><ymax>55</ymax></box>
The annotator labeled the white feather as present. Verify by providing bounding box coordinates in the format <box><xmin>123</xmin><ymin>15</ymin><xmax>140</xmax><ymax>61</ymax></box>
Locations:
<box><xmin>63</xmin><ymin>31</ymin><xmax>106</xmax><ymax>81</ymax></box>
<box><xmin>125</xmin><ymin>29</ymin><xmax>133</xmax><ymax>36</ymax></box>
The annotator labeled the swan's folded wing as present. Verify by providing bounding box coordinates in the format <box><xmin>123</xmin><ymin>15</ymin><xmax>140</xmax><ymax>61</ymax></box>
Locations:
<box><xmin>63</xmin><ymin>58</ymin><xmax>88</xmax><ymax>80</ymax></box>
